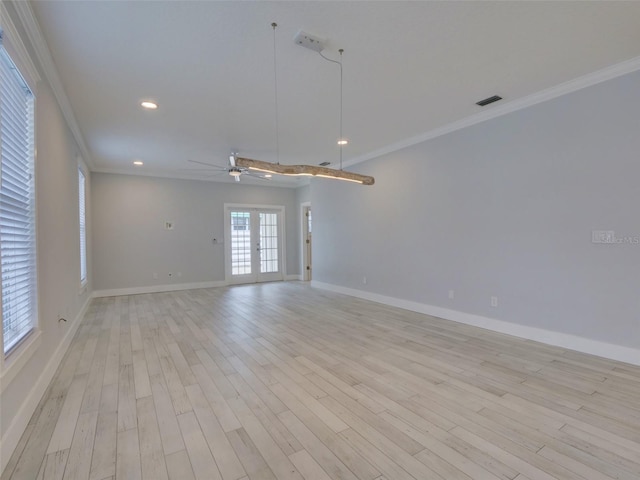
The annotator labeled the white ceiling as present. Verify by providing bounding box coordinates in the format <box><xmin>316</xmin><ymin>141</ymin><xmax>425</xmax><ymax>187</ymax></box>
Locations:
<box><xmin>30</xmin><ymin>1</ymin><xmax>640</xmax><ymax>186</ymax></box>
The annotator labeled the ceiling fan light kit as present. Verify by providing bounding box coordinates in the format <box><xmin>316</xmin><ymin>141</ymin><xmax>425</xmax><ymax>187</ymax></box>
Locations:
<box><xmin>187</xmin><ymin>156</ymin><xmax>270</xmax><ymax>182</ymax></box>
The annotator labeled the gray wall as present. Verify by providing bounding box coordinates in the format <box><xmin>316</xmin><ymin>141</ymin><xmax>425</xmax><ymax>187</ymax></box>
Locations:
<box><xmin>312</xmin><ymin>69</ymin><xmax>640</xmax><ymax>350</ymax></box>
<box><xmin>92</xmin><ymin>173</ymin><xmax>300</xmax><ymax>290</ymax></box>
<box><xmin>296</xmin><ymin>184</ymin><xmax>311</xmax><ymax>205</ymax></box>
<box><xmin>1</xmin><ymin>8</ymin><xmax>93</xmax><ymax>460</ymax></box>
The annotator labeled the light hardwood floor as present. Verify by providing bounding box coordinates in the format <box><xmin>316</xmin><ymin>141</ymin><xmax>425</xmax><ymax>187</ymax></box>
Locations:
<box><xmin>3</xmin><ymin>282</ymin><xmax>640</xmax><ymax>480</ymax></box>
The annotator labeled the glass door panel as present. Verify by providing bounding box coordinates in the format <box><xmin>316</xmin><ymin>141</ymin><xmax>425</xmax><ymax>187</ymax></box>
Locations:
<box><xmin>226</xmin><ymin>206</ymin><xmax>284</xmax><ymax>284</ymax></box>
<box><xmin>259</xmin><ymin>213</ymin><xmax>279</xmax><ymax>274</ymax></box>
<box><xmin>231</xmin><ymin>211</ymin><xmax>252</xmax><ymax>275</ymax></box>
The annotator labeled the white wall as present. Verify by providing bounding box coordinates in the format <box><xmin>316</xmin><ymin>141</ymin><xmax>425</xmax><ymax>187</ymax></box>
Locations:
<box><xmin>1</xmin><ymin>5</ymin><xmax>93</xmax><ymax>472</ymax></box>
<box><xmin>312</xmin><ymin>69</ymin><xmax>640</xmax><ymax>360</ymax></box>
<box><xmin>296</xmin><ymin>184</ymin><xmax>311</xmax><ymax>205</ymax></box>
<box><xmin>91</xmin><ymin>173</ymin><xmax>300</xmax><ymax>292</ymax></box>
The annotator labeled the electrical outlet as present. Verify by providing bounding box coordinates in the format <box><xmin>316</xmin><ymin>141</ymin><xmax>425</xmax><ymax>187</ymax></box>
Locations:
<box><xmin>491</xmin><ymin>296</ymin><xmax>498</xmax><ymax>307</ymax></box>
<box><xmin>448</xmin><ymin>290</ymin><xmax>454</xmax><ymax>299</ymax></box>
<box><xmin>362</xmin><ymin>276</ymin><xmax>367</xmax><ymax>285</ymax></box>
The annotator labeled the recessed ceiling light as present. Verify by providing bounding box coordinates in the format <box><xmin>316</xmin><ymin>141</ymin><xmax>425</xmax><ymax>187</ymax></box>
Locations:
<box><xmin>140</xmin><ymin>101</ymin><xmax>158</xmax><ymax>110</ymax></box>
<box><xmin>337</xmin><ymin>139</ymin><xmax>348</xmax><ymax>146</ymax></box>
<box><xmin>133</xmin><ymin>160</ymin><xmax>144</xmax><ymax>166</ymax></box>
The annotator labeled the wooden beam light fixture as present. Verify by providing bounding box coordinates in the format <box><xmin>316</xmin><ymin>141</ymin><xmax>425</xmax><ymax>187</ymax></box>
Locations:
<box><xmin>246</xmin><ymin>23</ymin><xmax>374</xmax><ymax>186</ymax></box>
<box><xmin>236</xmin><ymin>157</ymin><xmax>375</xmax><ymax>185</ymax></box>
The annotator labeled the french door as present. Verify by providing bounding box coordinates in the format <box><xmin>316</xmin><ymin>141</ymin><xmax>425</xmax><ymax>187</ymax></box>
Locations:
<box><xmin>224</xmin><ymin>205</ymin><xmax>285</xmax><ymax>284</ymax></box>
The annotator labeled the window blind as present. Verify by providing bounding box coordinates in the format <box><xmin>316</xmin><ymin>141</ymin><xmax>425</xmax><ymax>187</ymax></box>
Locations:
<box><xmin>79</xmin><ymin>168</ymin><xmax>87</xmax><ymax>284</ymax></box>
<box><xmin>1</xmin><ymin>44</ymin><xmax>37</xmax><ymax>355</ymax></box>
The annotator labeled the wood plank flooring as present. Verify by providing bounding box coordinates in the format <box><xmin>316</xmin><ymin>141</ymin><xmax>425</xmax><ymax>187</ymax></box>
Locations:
<box><xmin>3</xmin><ymin>282</ymin><xmax>640</xmax><ymax>480</ymax></box>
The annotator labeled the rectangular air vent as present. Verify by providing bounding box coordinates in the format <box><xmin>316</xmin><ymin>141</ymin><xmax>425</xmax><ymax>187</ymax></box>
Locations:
<box><xmin>476</xmin><ymin>95</ymin><xmax>502</xmax><ymax>107</ymax></box>
<box><xmin>319</xmin><ymin>161</ymin><xmax>331</xmax><ymax>166</ymax></box>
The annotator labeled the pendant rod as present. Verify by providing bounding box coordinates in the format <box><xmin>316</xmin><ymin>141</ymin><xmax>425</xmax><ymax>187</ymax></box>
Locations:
<box><xmin>339</xmin><ymin>49</ymin><xmax>344</xmax><ymax>170</ymax></box>
<box><xmin>319</xmin><ymin>49</ymin><xmax>345</xmax><ymax>170</ymax></box>
<box><xmin>272</xmin><ymin>22</ymin><xmax>280</xmax><ymax>165</ymax></box>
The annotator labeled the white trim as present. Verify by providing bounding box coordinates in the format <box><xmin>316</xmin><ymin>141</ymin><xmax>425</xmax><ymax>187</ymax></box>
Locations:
<box><xmin>92</xmin><ymin>280</ymin><xmax>227</xmax><ymax>298</ymax></box>
<box><xmin>311</xmin><ymin>281</ymin><xmax>640</xmax><ymax>367</ymax></box>
<box><xmin>285</xmin><ymin>274</ymin><xmax>303</xmax><ymax>281</ymax></box>
<box><xmin>0</xmin><ymin>294</ymin><xmax>91</xmax><ymax>476</ymax></box>
<box><xmin>93</xmin><ymin>278</ymin><xmax>303</xmax><ymax>298</ymax></box>
<box><xmin>0</xmin><ymin>27</ymin><xmax>40</xmax><ymax>377</ymax></box>
<box><xmin>343</xmin><ymin>55</ymin><xmax>640</xmax><ymax>169</ymax></box>
<box><xmin>10</xmin><ymin>1</ymin><xmax>94</xmax><ymax>168</ymax></box>
<box><xmin>300</xmin><ymin>202</ymin><xmax>311</xmax><ymax>282</ymax></box>
<box><xmin>0</xmin><ymin>3</ymin><xmax>41</xmax><ymax>90</ymax></box>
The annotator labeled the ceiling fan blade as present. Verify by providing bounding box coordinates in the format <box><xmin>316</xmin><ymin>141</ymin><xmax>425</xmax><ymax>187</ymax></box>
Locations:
<box><xmin>179</xmin><ymin>167</ymin><xmax>226</xmax><ymax>172</ymax></box>
<box><xmin>245</xmin><ymin>172</ymin><xmax>271</xmax><ymax>180</ymax></box>
<box><xmin>187</xmin><ymin>159</ymin><xmax>227</xmax><ymax>169</ymax></box>
<box><xmin>234</xmin><ymin>174</ymin><xmax>240</xmax><ymax>182</ymax></box>
<box><xmin>229</xmin><ymin>154</ymin><xmax>236</xmax><ymax>167</ymax></box>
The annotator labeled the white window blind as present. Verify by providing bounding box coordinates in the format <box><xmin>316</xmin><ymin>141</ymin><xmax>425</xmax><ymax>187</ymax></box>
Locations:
<box><xmin>1</xmin><ymin>44</ymin><xmax>37</xmax><ymax>355</ymax></box>
<box><xmin>78</xmin><ymin>168</ymin><xmax>87</xmax><ymax>285</ymax></box>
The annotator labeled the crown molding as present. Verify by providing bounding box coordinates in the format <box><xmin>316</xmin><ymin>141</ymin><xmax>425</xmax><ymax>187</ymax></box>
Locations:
<box><xmin>344</xmin><ymin>55</ymin><xmax>640</xmax><ymax>169</ymax></box>
<box><xmin>10</xmin><ymin>1</ymin><xmax>94</xmax><ymax>168</ymax></box>
<box><xmin>0</xmin><ymin>2</ymin><xmax>41</xmax><ymax>89</ymax></box>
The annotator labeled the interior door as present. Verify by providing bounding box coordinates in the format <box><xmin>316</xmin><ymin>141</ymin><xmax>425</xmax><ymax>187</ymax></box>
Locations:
<box><xmin>303</xmin><ymin>206</ymin><xmax>312</xmax><ymax>281</ymax></box>
<box><xmin>226</xmin><ymin>206</ymin><xmax>284</xmax><ymax>284</ymax></box>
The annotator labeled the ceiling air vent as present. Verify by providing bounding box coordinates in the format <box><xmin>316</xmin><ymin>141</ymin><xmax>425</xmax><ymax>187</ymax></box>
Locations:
<box><xmin>319</xmin><ymin>161</ymin><xmax>331</xmax><ymax>166</ymax></box>
<box><xmin>476</xmin><ymin>95</ymin><xmax>502</xmax><ymax>107</ymax></box>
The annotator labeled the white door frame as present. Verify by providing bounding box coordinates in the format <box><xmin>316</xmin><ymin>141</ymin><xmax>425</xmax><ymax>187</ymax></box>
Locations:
<box><xmin>224</xmin><ymin>203</ymin><xmax>286</xmax><ymax>285</ymax></box>
<box><xmin>300</xmin><ymin>202</ymin><xmax>311</xmax><ymax>281</ymax></box>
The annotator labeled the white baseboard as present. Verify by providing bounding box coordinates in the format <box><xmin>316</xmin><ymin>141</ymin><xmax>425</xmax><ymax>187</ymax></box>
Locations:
<box><xmin>311</xmin><ymin>281</ymin><xmax>640</xmax><ymax>367</ymax></box>
<box><xmin>93</xmin><ymin>280</ymin><xmax>227</xmax><ymax>298</ymax></box>
<box><xmin>1</xmin><ymin>295</ymin><xmax>92</xmax><ymax>476</ymax></box>
<box><xmin>93</xmin><ymin>276</ymin><xmax>305</xmax><ymax>298</ymax></box>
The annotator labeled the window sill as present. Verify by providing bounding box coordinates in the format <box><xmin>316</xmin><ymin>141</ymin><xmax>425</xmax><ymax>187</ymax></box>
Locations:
<box><xmin>0</xmin><ymin>329</ymin><xmax>42</xmax><ymax>394</ymax></box>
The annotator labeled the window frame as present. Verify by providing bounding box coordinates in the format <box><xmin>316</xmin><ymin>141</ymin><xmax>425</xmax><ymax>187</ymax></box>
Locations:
<box><xmin>0</xmin><ymin>8</ymin><xmax>42</xmax><ymax>387</ymax></box>
<box><xmin>1</xmin><ymin>41</ymin><xmax>37</xmax><ymax>357</ymax></box>
<box><xmin>78</xmin><ymin>166</ymin><xmax>87</xmax><ymax>289</ymax></box>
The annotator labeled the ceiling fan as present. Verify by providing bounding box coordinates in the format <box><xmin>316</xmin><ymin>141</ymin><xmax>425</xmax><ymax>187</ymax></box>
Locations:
<box><xmin>187</xmin><ymin>154</ymin><xmax>271</xmax><ymax>182</ymax></box>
